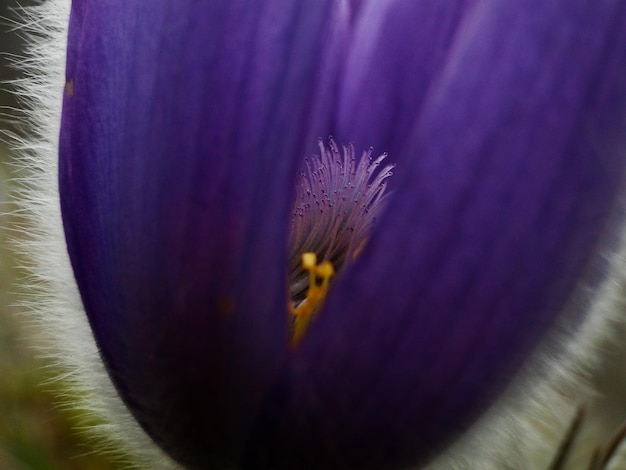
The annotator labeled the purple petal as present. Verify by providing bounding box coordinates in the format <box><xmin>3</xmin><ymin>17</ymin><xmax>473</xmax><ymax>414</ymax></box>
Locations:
<box><xmin>59</xmin><ymin>1</ymin><xmax>344</xmax><ymax>467</ymax></box>
<box><xmin>336</xmin><ymin>0</ymin><xmax>478</xmax><ymax>160</ymax></box>
<box><xmin>247</xmin><ymin>1</ymin><xmax>626</xmax><ymax>467</ymax></box>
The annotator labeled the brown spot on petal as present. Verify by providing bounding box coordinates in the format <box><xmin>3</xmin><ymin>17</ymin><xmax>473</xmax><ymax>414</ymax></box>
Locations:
<box><xmin>65</xmin><ymin>79</ymin><xmax>74</xmax><ymax>98</ymax></box>
<box><xmin>218</xmin><ymin>296</ymin><xmax>235</xmax><ymax>316</ymax></box>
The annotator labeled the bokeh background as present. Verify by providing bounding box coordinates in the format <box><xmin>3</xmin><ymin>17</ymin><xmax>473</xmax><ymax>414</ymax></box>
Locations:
<box><xmin>0</xmin><ymin>2</ymin><xmax>117</xmax><ymax>468</ymax></box>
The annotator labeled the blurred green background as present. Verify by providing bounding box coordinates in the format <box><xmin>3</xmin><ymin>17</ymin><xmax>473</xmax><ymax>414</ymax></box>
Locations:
<box><xmin>0</xmin><ymin>2</ymin><xmax>117</xmax><ymax>468</ymax></box>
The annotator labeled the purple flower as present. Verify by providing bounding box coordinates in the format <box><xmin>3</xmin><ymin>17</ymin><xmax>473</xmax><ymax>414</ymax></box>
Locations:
<box><xmin>58</xmin><ymin>1</ymin><xmax>626</xmax><ymax>468</ymax></box>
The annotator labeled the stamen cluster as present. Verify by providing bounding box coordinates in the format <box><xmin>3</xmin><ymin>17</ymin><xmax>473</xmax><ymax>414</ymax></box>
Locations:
<box><xmin>288</xmin><ymin>139</ymin><xmax>394</xmax><ymax>303</ymax></box>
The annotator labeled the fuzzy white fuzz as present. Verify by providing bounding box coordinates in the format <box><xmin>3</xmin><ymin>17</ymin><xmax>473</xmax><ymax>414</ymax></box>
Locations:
<box><xmin>10</xmin><ymin>1</ymin><xmax>178</xmax><ymax>468</ymax></box>
<box><xmin>427</xmin><ymin>237</ymin><xmax>626</xmax><ymax>470</ymax></box>
<box><xmin>10</xmin><ymin>1</ymin><xmax>626</xmax><ymax>469</ymax></box>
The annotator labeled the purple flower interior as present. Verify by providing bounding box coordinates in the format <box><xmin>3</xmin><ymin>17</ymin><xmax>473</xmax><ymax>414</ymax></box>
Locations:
<box><xmin>59</xmin><ymin>1</ymin><xmax>626</xmax><ymax>468</ymax></box>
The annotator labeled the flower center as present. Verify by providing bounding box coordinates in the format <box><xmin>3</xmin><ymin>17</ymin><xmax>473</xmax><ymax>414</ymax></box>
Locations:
<box><xmin>288</xmin><ymin>139</ymin><xmax>393</xmax><ymax>345</ymax></box>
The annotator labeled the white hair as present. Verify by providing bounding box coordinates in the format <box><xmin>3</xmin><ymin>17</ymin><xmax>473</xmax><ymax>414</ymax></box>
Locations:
<box><xmin>9</xmin><ymin>1</ymin><xmax>178</xmax><ymax>467</ymax></box>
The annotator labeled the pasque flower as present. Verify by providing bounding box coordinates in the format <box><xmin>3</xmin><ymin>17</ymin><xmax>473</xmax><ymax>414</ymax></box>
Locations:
<box><xmin>37</xmin><ymin>0</ymin><xmax>626</xmax><ymax>468</ymax></box>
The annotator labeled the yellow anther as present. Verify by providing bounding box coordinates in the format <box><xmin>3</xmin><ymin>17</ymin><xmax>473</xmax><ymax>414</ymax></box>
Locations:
<box><xmin>302</xmin><ymin>252</ymin><xmax>317</xmax><ymax>270</ymax></box>
<box><xmin>290</xmin><ymin>252</ymin><xmax>335</xmax><ymax>347</ymax></box>
<box><xmin>315</xmin><ymin>261</ymin><xmax>334</xmax><ymax>280</ymax></box>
